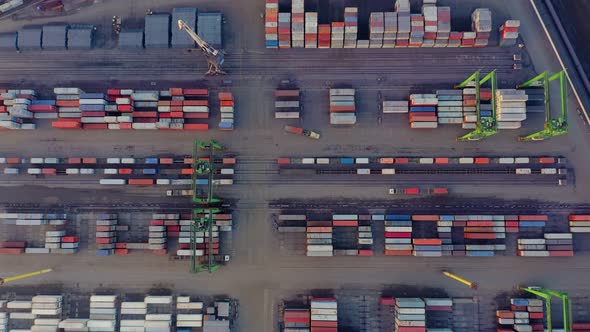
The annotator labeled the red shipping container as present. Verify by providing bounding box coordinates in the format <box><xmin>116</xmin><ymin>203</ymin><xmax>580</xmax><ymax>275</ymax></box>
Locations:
<box><xmin>218</xmin><ymin>92</ymin><xmax>233</xmax><ymax>101</ymax></box>
<box><xmin>167</xmin><ymin>226</ymin><xmax>180</xmax><ymax>232</ymax></box>
<box><xmin>115</xmin><ymin>249</ymin><xmax>129</xmax><ymax>255</ymax></box>
<box><xmin>118</xmin><ymin>168</ymin><xmax>133</xmax><ymax>175</ymax></box>
<box><xmin>380</xmin><ymin>297</ymin><xmax>395</xmax><ymax>306</ymax></box>
<box><xmin>412</xmin><ymin>215</ymin><xmax>439</xmax><ymax>221</ymax></box>
<box><xmin>96</xmin><ymin>238</ymin><xmax>113</xmax><ymax>244</ymax></box>
<box><xmin>330</xmin><ymin>105</ymin><xmax>355</xmax><ymax>112</ymax></box>
<box><xmin>170</xmin><ymin>88</ymin><xmax>183</xmax><ymax>96</ymax></box>
<box><xmin>181</xmin><ymin>168</ymin><xmax>193</xmax><ymax>175</ymax></box>
<box><xmin>119</xmin><ymin>123</ymin><xmax>133</xmax><ymax>130</ymax></box>
<box><xmin>186</xmin><ymin>157</ymin><xmax>197</xmax><ymax>164</ymax></box>
<box><xmin>475</xmin><ymin>157</ymin><xmax>489</xmax><ymax>164</ymax></box>
<box><xmin>42</xmin><ymin>168</ymin><xmax>56</xmax><ymax>175</ymax></box>
<box><xmin>385</xmin><ymin>232</ymin><xmax>411</xmax><ymax>238</ymax></box>
<box><xmin>467</xmin><ymin>221</ymin><xmax>494</xmax><ymax>227</ymax></box>
<box><xmin>496</xmin><ymin>310</ymin><xmax>515</xmax><ymax>319</ymax></box>
<box><xmin>183</xmin><ymin>124</ymin><xmax>209</xmax><ymax>130</ymax></box>
<box><xmin>151</xmin><ymin>220</ymin><xmax>164</xmax><ymax>225</ymax></box>
<box><xmin>56</xmin><ymin>100</ymin><xmax>79</xmax><ymax>107</ymax></box>
<box><xmin>358</xmin><ymin>249</ymin><xmax>373</xmax><ymax>256</ymax></box>
<box><xmin>432</xmin><ymin>187</ymin><xmax>448</xmax><ymax>194</ymax></box>
<box><xmin>128</xmin><ymin>179</ymin><xmax>154</xmax><ymax>185</ymax></box>
<box><xmin>107</xmin><ymin>89</ymin><xmax>121</xmax><ymax>95</ymax></box>
<box><xmin>538</xmin><ymin>157</ymin><xmax>555</xmax><ymax>164</ymax></box>
<box><xmin>397</xmin><ymin>327</ymin><xmax>426</xmax><ymax>332</ymax></box>
<box><xmin>61</xmin><ymin>236</ymin><xmax>78</xmax><ymax>243</ymax></box>
<box><xmin>464</xmin><ymin>233</ymin><xmax>496</xmax><ymax>239</ymax></box>
<box><xmin>118</xmin><ymin>104</ymin><xmax>132</xmax><ymax>112</ymax></box>
<box><xmin>7</xmin><ymin>158</ymin><xmax>20</xmax><ymax>164</ymax></box>
<box><xmin>96</xmin><ymin>226</ymin><xmax>114</xmax><ymax>232</ymax></box>
<box><xmin>115</xmin><ymin>243</ymin><xmax>127</xmax><ymax>249</ymax></box>
<box><xmin>404</xmin><ymin>188</ymin><xmax>420</xmax><ymax>195</ymax></box>
<box><xmin>569</xmin><ymin>215</ymin><xmax>590</xmax><ymax>221</ymax></box>
<box><xmin>183</xmin><ymin>100</ymin><xmax>209</xmax><ymax>106</ymax></box>
<box><xmin>0</xmin><ymin>248</ymin><xmax>24</xmax><ymax>254</ymax></box>
<box><xmin>284</xmin><ymin>316</ymin><xmax>310</xmax><ymax>324</ymax></box>
<box><xmin>277</xmin><ymin>158</ymin><xmax>290</xmax><ymax>165</ymax></box>
<box><xmin>82</xmin><ymin>157</ymin><xmax>96</xmax><ymax>164</ymax></box>
<box><xmin>184</xmin><ymin>88</ymin><xmax>209</xmax><ymax>96</ymax></box>
<box><xmin>306</xmin><ymin>221</ymin><xmax>331</xmax><ymax>227</ymax></box>
<box><xmin>133</xmin><ymin>111</ymin><xmax>157</xmax><ymax>118</ymax></box>
<box><xmin>223</xmin><ymin>158</ymin><xmax>236</xmax><ymax>164</ymax></box>
<box><xmin>153</xmin><ymin>249</ymin><xmax>167</xmax><ymax>255</ymax></box>
<box><xmin>159</xmin><ymin>113</ymin><xmax>171</xmax><ymax>118</ymax></box>
<box><xmin>171</xmin><ymin>100</ymin><xmax>183</xmax><ymax>106</ymax></box>
<box><xmin>83</xmin><ymin>124</ymin><xmax>108</xmax><ymax>129</ymax></box>
<box><xmin>68</xmin><ymin>157</ymin><xmax>82</xmax><ymax>164</ymax></box>
<box><xmin>29</xmin><ymin>105</ymin><xmax>57</xmax><ymax>113</ymax></box>
<box><xmin>395</xmin><ymin>157</ymin><xmax>409</xmax><ymax>164</ymax></box>
<box><xmin>385</xmin><ymin>249</ymin><xmax>412</xmax><ymax>256</ymax></box>
<box><xmin>453</xmin><ymin>221</ymin><xmax>466</xmax><ymax>227</ymax></box>
<box><xmin>332</xmin><ymin>220</ymin><xmax>358</xmax><ymax>227</ymax></box>
<box><xmin>518</xmin><ymin>215</ymin><xmax>548</xmax><ymax>221</ymax></box>
<box><xmin>0</xmin><ymin>241</ymin><xmax>27</xmax><ymax>248</ymax></box>
<box><xmin>220</xmin><ymin>100</ymin><xmax>234</xmax><ymax>107</ymax></box>
<box><xmin>183</xmin><ymin>113</ymin><xmax>209</xmax><ymax>119</ymax></box>
<box><xmin>413</xmin><ymin>239</ymin><xmax>442</xmax><ymax>245</ymax></box>
<box><xmin>409</xmin><ymin>114</ymin><xmax>437</xmax><ymax>122</ymax></box>
<box><xmin>81</xmin><ymin>111</ymin><xmax>105</xmax><ymax>117</ymax></box>
<box><xmin>52</xmin><ymin>120</ymin><xmax>81</xmax><ymax>129</ymax></box>
<box><xmin>549</xmin><ymin>251</ymin><xmax>574</xmax><ymax>257</ymax></box>
<box><xmin>435</xmin><ymin>157</ymin><xmax>449</xmax><ymax>164</ymax></box>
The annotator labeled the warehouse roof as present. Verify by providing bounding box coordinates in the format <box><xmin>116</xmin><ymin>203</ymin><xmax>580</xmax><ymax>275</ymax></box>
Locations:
<box><xmin>118</xmin><ymin>28</ymin><xmax>144</xmax><ymax>48</ymax></box>
<box><xmin>42</xmin><ymin>24</ymin><xmax>68</xmax><ymax>50</ymax></box>
<box><xmin>17</xmin><ymin>27</ymin><xmax>42</xmax><ymax>50</ymax></box>
<box><xmin>0</xmin><ymin>32</ymin><xmax>17</xmax><ymax>50</ymax></box>
<box><xmin>197</xmin><ymin>12</ymin><xmax>222</xmax><ymax>48</ymax></box>
<box><xmin>67</xmin><ymin>26</ymin><xmax>94</xmax><ymax>49</ymax></box>
<box><xmin>171</xmin><ymin>7</ymin><xmax>197</xmax><ymax>48</ymax></box>
<box><xmin>145</xmin><ymin>13</ymin><xmax>170</xmax><ymax>48</ymax></box>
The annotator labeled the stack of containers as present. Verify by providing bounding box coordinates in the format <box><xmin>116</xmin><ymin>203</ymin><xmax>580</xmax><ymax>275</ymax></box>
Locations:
<box><xmin>291</xmin><ymin>0</ymin><xmax>304</xmax><ymax>48</ymax></box>
<box><xmin>80</xmin><ymin>92</ymin><xmax>108</xmax><ymax>129</ymax></box>
<box><xmin>54</xmin><ymin>87</ymin><xmax>82</xmax><ymax>129</ymax></box>
<box><xmin>461</xmin><ymin>31</ymin><xmax>476</xmax><ymax>47</ymax></box>
<box><xmin>30</xmin><ymin>98</ymin><xmax>58</xmax><ymax>124</ymax></box>
<box><xmin>219</xmin><ymin>92</ymin><xmax>234</xmax><ymax>130</ymax></box>
<box><xmin>435</xmin><ymin>7</ymin><xmax>451</xmax><ymax>47</ymax></box>
<box><xmin>58</xmin><ymin>235</ymin><xmax>79</xmax><ymax>254</ymax></box>
<box><xmin>318</xmin><ymin>24</ymin><xmax>331</xmax><ymax>48</ymax></box>
<box><xmin>383</xmin><ymin>12</ymin><xmax>397</xmax><ymax>48</ymax></box>
<box><xmin>131</xmin><ymin>90</ymin><xmax>159</xmax><ymax>130</ymax></box>
<box><xmin>545</xmin><ymin>233</ymin><xmax>574</xmax><ymax>256</ymax></box>
<box><xmin>357</xmin><ymin>222</ymin><xmax>373</xmax><ymax>256</ymax></box>
<box><xmin>265</xmin><ymin>0</ymin><xmax>279</xmax><ymax>48</ymax></box>
<box><xmin>331</xmin><ymin>22</ymin><xmax>344</xmax><ymax>48</ymax></box>
<box><xmin>409</xmin><ymin>94</ymin><xmax>438</xmax><ymax>129</ymax></box>
<box><xmin>382</xmin><ymin>100</ymin><xmax>408</xmax><ymax>114</ymax></box>
<box><xmin>517</xmin><ymin>238</ymin><xmax>549</xmax><ymax>257</ymax></box>
<box><xmin>181</xmin><ymin>88</ymin><xmax>210</xmax><ymax>131</ymax></box>
<box><xmin>497</xmin><ymin>298</ymin><xmax>544</xmax><ymax>332</ymax></box>
<box><xmin>44</xmin><ymin>230</ymin><xmax>65</xmax><ymax>254</ymax></box>
<box><xmin>304</xmin><ymin>12</ymin><xmax>318</xmax><ymax>48</ymax></box>
<box><xmin>437</xmin><ymin>215</ymin><xmax>453</xmax><ymax>254</ymax></box>
<box><xmin>120</xmin><ymin>300</ymin><xmax>147</xmax><ymax>331</ymax></box>
<box><xmin>395</xmin><ymin>298</ymin><xmax>426</xmax><ymax>332</ymax></box>
<box><xmin>0</xmin><ymin>312</ymin><xmax>6</xmax><ymax>332</ymax></box>
<box><xmin>310</xmin><ymin>298</ymin><xmax>337</xmax><ymax>331</ymax></box>
<box><xmin>306</xmin><ymin>219</ymin><xmax>333</xmax><ymax>257</ymax></box>
<box><xmin>344</xmin><ymin>7</ymin><xmax>358</xmax><ymax>48</ymax></box>
<box><xmin>95</xmin><ymin>213</ymin><xmax>117</xmax><ymax>256</ymax></box>
<box><xmin>472</xmin><ymin>8</ymin><xmax>492</xmax><ymax>47</ymax></box>
<box><xmin>369</xmin><ymin>12</ymin><xmax>384</xmax><ymax>48</ymax></box>
<box><xmin>3</xmin><ymin>89</ymin><xmax>37</xmax><ymax>130</ymax></box>
<box><xmin>422</xmin><ymin>4</ymin><xmax>437</xmax><ymax>47</ymax></box>
<box><xmin>570</xmin><ymin>215</ymin><xmax>590</xmax><ymax>233</ymax></box>
<box><xmin>409</xmin><ymin>14</ymin><xmax>424</xmax><ymax>47</ymax></box>
<box><xmin>448</xmin><ymin>31</ymin><xmax>462</xmax><ymax>47</ymax></box>
<box><xmin>214</xmin><ymin>212</ymin><xmax>233</xmax><ymax>232</ymax></box>
<box><xmin>283</xmin><ymin>307</ymin><xmax>311</xmax><ymax>330</ymax></box>
<box><xmin>176</xmin><ymin>296</ymin><xmax>204</xmax><ymax>329</ymax></box>
<box><xmin>425</xmin><ymin>298</ymin><xmax>453</xmax><ymax>330</ymax></box>
<box><xmin>89</xmin><ymin>295</ymin><xmax>117</xmax><ymax>332</ymax></box>
<box><xmin>496</xmin><ymin>89</ymin><xmax>528</xmax><ymax>130</ymax></box>
<box><xmin>500</xmin><ymin>20</ymin><xmax>520</xmax><ymax>47</ymax></box>
<box><xmin>278</xmin><ymin>12</ymin><xmax>291</xmax><ymax>48</ymax></box>
<box><xmin>31</xmin><ymin>295</ymin><xmax>62</xmax><ymax>317</ymax></box>
<box><xmin>462</xmin><ymin>87</ymin><xmax>477</xmax><ymax>129</ymax></box>
<box><xmin>197</xmin><ymin>211</ymin><xmax>221</xmax><ymax>257</ymax></box>
<box><xmin>384</xmin><ymin>214</ymin><xmax>413</xmax><ymax>256</ymax></box>
<box><xmin>332</xmin><ymin>214</ymin><xmax>359</xmax><ymax>256</ymax></box>
<box><xmin>0</xmin><ymin>89</ymin><xmax>22</xmax><ymax>129</ymax></box>
<box><xmin>145</xmin><ymin>296</ymin><xmax>172</xmax><ymax>332</ymax></box>
<box><xmin>436</xmin><ymin>90</ymin><xmax>463</xmax><ymax>125</ymax></box>
<box><xmin>149</xmin><ymin>220</ymin><xmax>167</xmax><ymax>254</ymax></box>
<box><xmin>274</xmin><ymin>89</ymin><xmax>300</xmax><ymax>119</ymax></box>
<box><xmin>412</xmin><ymin>239</ymin><xmax>442</xmax><ymax>257</ymax></box>
<box><xmin>106</xmin><ymin>88</ymin><xmax>133</xmax><ymax>130</ymax></box>
<box><xmin>329</xmin><ymin>88</ymin><xmax>356</xmax><ymax>125</ymax></box>
<box><xmin>395</xmin><ymin>0</ymin><xmax>411</xmax><ymax>47</ymax></box>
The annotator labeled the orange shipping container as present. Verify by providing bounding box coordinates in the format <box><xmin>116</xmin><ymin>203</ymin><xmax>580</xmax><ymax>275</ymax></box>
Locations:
<box><xmin>52</xmin><ymin>120</ymin><xmax>81</xmax><ymax>129</ymax></box>
<box><xmin>183</xmin><ymin>124</ymin><xmax>209</xmax><ymax>130</ymax></box>
<box><xmin>306</xmin><ymin>226</ymin><xmax>332</xmax><ymax>233</ymax></box>
<box><xmin>435</xmin><ymin>157</ymin><xmax>449</xmax><ymax>164</ymax></box>
<box><xmin>384</xmin><ymin>249</ymin><xmax>412</xmax><ymax>256</ymax></box>
<box><xmin>128</xmin><ymin>179</ymin><xmax>154</xmax><ymax>185</ymax></box>
<box><xmin>379</xmin><ymin>157</ymin><xmax>394</xmax><ymax>164</ymax></box>
<box><xmin>570</xmin><ymin>215</ymin><xmax>590</xmax><ymax>221</ymax></box>
<box><xmin>223</xmin><ymin>158</ymin><xmax>236</xmax><ymax>164</ymax></box>
<box><xmin>218</xmin><ymin>92</ymin><xmax>233</xmax><ymax>101</ymax></box>
<box><xmin>181</xmin><ymin>168</ymin><xmax>193</xmax><ymax>175</ymax></box>
<box><xmin>412</xmin><ymin>239</ymin><xmax>442</xmax><ymax>245</ymax></box>
<box><xmin>412</xmin><ymin>215</ymin><xmax>439</xmax><ymax>221</ymax></box>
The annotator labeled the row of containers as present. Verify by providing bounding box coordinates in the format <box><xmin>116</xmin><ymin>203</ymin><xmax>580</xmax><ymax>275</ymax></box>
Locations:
<box><xmin>496</xmin><ymin>298</ymin><xmax>544</xmax><ymax>332</ymax></box>
<box><xmin>277</xmin><ymin>212</ymin><xmax>585</xmax><ymax>257</ymax></box>
<box><xmin>384</xmin><ymin>88</ymin><xmax>530</xmax><ymax>130</ymax></box>
<box><xmin>0</xmin><ymin>294</ymin><xmax>233</xmax><ymax>332</ymax></box>
<box><xmin>274</xmin><ymin>89</ymin><xmax>301</xmax><ymax>119</ymax></box>
<box><xmin>0</xmin><ymin>156</ymin><xmax>237</xmax><ymax>187</ymax></box>
<box><xmin>0</xmin><ymin>211</ymin><xmax>233</xmax><ymax>259</ymax></box>
<box><xmin>266</xmin><ymin>0</ymin><xmax>521</xmax><ymax>49</ymax></box>
<box><xmin>329</xmin><ymin>89</ymin><xmax>356</xmax><ymax>125</ymax></box>
<box><xmin>0</xmin><ymin>88</ymin><xmax>236</xmax><ymax>131</ymax></box>
<box><xmin>277</xmin><ymin>156</ymin><xmax>564</xmax><ymax>166</ymax></box>
<box><xmin>95</xmin><ymin>212</ymin><xmax>232</xmax><ymax>258</ymax></box>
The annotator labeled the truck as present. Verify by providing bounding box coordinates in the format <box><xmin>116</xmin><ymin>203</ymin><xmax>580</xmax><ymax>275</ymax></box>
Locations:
<box><xmin>166</xmin><ymin>189</ymin><xmax>193</xmax><ymax>197</ymax></box>
<box><xmin>284</xmin><ymin>125</ymin><xmax>320</xmax><ymax>139</ymax></box>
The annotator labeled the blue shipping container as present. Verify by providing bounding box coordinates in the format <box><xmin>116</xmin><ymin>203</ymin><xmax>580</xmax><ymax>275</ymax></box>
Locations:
<box><xmin>440</xmin><ymin>215</ymin><xmax>454</xmax><ymax>221</ymax></box>
<box><xmin>80</xmin><ymin>93</ymin><xmax>105</xmax><ymax>99</ymax></box>
<box><xmin>414</xmin><ymin>245</ymin><xmax>442</xmax><ymax>251</ymax></box>
<box><xmin>410</xmin><ymin>106</ymin><xmax>436</xmax><ymax>112</ymax></box>
<box><xmin>31</xmin><ymin>100</ymin><xmax>56</xmax><ymax>105</ymax></box>
<box><xmin>196</xmin><ymin>179</ymin><xmax>209</xmax><ymax>185</ymax></box>
<box><xmin>340</xmin><ymin>158</ymin><xmax>354</xmax><ymax>164</ymax></box>
<box><xmin>145</xmin><ymin>158</ymin><xmax>159</xmax><ymax>164</ymax></box>
<box><xmin>466</xmin><ymin>250</ymin><xmax>495</xmax><ymax>257</ymax></box>
<box><xmin>519</xmin><ymin>221</ymin><xmax>545</xmax><ymax>227</ymax></box>
<box><xmin>385</xmin><ymin>214</ymin><xmax>411</xmax><ymax>221</ymax></box>
<box><xmin>371</xmin><ymin>214</ymin><xmax>385</xmax><ymax>221</ymax></box>
<box><xmin>96</xmin><ymin>249</ymin><xmax>113</xmax><ymax>256</ymax></box>
<box><xmin>143</xmin><ymin>169</ymin><xmax>157</xmax><ymax>175</ymax></box>
<box><xmin>266</xmin><ymin>40</ymin><xmax>278</xmax><ymax>48</ymax></box>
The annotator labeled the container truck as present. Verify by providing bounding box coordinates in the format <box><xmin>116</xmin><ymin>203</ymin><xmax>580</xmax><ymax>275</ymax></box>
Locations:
<box><xmin>284</xmin><ymin>125</ymin><xmax>320</xmax><ymax>139</ymax></box>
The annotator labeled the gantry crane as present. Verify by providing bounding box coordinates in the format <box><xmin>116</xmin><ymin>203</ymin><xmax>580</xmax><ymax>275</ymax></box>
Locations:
<box><xmin>519</xmin><ymin>286</ymin><xmax>572</xmax><ymax>332</ymax></box>
<box><xmin>517</xmin><ymin>70</ymin><xmax>568</xmax><ymax>141</ymax></box>
<box><xmin>177</xmin><ymin>19</ymin><xmax>225</xmax><ymax>76</ymax></box>
<box><xmin>456</xmin><ymin>70</ymin><xmax>498</xmax><ymax>141</ymax></box>
<box><xmin>190</xmin><ymin>140</ymin><xmax>224</xmax><ymax>273</ymax></box>
<box><xmin>0</xmin><ymin>268</ymin><xmax>53</xmax><ymax>285</ymax></box>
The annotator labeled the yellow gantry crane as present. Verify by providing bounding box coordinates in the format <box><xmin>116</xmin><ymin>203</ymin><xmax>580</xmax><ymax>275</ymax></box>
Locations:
<box><xmin>177</xmin><ymin>19</ymin><xmax>225</xmax><ymax>76</ymax></box>
<box><xmin>0</xmin><ymin>268</ymin><xmax>53</xmax><ymax>285</ymax></box>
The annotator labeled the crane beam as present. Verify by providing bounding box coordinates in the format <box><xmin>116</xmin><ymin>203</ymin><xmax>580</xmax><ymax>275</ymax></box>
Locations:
<box><xmin>0</xmin><ymin>268</ymin><xmax>53</xmax><ymax>285</ymax></box>
<box><xmin>177</xmin><ymin>20</ymin><xmax>225</xmax><ymax>76</ymax></box>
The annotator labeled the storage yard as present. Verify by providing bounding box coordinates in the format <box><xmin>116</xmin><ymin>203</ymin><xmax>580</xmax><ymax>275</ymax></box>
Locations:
<box><xmin>1</xmin><ymin>0</ymin><xmax>590</xmax><ymax>331</ymax></box>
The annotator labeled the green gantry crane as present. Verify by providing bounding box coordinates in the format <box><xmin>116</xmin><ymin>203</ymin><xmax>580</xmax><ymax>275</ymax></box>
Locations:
<box><xmin>517</xmin><ymin>70</ymin><xmax>568</xmax><ymax>141</ymax></box>
<box><xmin>190</xmin><ymin>139</ymin><xmax>224</xmax><ymax>273</ymax></box>
<box><xmin>456</xmin><ymin>70</ymin><xmax>498</xmax><ymax>141</ymax></box>
<box><xmin>519</xmin><ymin>286</ymin><xmax>572</xmax><ymax>332</ymax></box>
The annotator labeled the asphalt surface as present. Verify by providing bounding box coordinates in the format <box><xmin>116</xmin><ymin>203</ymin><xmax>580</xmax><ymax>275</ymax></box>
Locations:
<box><xmin>0</xmin><ymin>0</ymin><xmax>590</xmax><ymax>331</ymax></box>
